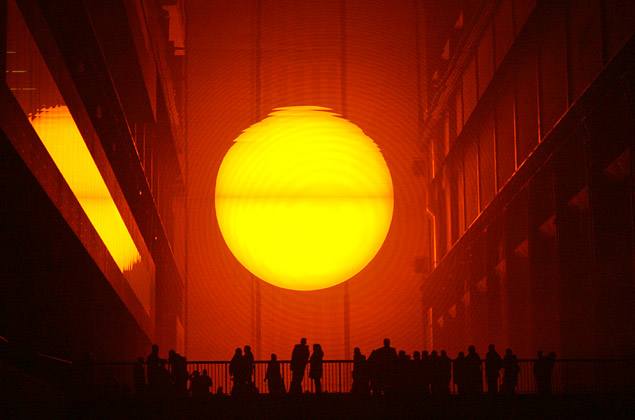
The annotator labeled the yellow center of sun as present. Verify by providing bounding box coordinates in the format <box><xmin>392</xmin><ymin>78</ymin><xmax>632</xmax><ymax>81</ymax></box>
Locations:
<box><xmin>215</xmin><ymin>106</ymin><xmax>394</xmax><ymax>291</ymax></box>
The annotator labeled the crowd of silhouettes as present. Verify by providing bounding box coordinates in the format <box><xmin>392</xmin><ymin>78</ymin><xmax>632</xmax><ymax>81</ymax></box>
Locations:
<box><xmin>348</xmin><ymin>340</ymin><xmax>545</xmax><ymax>397</ymax></box>
<box><xmin>135</xmin><ymin>344</ymin><xmax>213</xmax><ymax>398</ymax></box>
<box><xmin>130</xmin><ymin>341</ymin><xmax>557</xmax><ymax>398</ymax></box>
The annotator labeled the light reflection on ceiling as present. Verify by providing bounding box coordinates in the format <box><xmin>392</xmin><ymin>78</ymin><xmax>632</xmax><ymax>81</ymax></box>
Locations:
<box><xmin>30</xmin><ymin>105</ymin><xmax>142</xmax><ymax>273</ymax></box>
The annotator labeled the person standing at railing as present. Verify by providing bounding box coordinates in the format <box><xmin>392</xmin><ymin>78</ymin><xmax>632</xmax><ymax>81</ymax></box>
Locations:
<box><xmin>453</xmin><ymin>351</ymin><xmax>467</xmax><ymax>395</ymax></box>
<box><xmin>410</xmin><ymin>351</ymin><xmax>422</xmax><ymax>396</ymax></box>
<box><xmin>429</xmin><ymin>350</ymin><xmax>442</xmax><ymax>395</ymax></box>
<box><xmin>169</xmin><ymin>349</ymin><xmax>189</xmax><ymax>396</ymax></box>
<box><xmin>466</xmin><ymin>345</ymin><xmax>483</xmax><ymax>394</ymax></box>
<box><xmin>201</xmin><ymin>369</ymin><xmax>213</xmax><ymax>393</ymax></box>
<box><xmin>502</xmin><ymin>349</ymin><xmax>519</xmax><ymax>394</ymax></box>
<box><xmin>534</xmin><ymin>351</ymin><xmax>556</xmax><ymax>395</ymax></box>
<box><xmin>190</xmin><ymin>369</ymin><xmax>213</xmax><ymax>398</ymax></box>
<box><xmin>440</xmin><ymin>350</ymin><xmax>452</xmax><ymax>395</ymax></box>
<box><xmin>421</xmin><ymin>350</ymin><xmax>431</xmax><ymax>394</ymax></box>
<box><xmin>351</xmin><ymin>347</ymin><xmax>369</xmax><ymax>394</ymax></box>
<box><xmin>368</xmin><ymin>338</ymin><xmax>398</xmax><ymax>395</ymax></box>
<box><xmin>243</xmin><ymin>345</ymin><xmax>255</xmax><ymax>391</ymax></box>
<box><xmin>229</xmin><ymin>347</ymin><xmax>243</xmax><ymax>395</ymax></box>
<box><xmin>146</xmin><ymin>344</ymin><xmax>160</xmax><ymax>392</ymax></box>
<box><xmin>289</xmin><ymin>338</ymin><xmax>310</xmax><ymax>394</ymax></box>
<box><xmin>189</xmin><ymin>370</ymin><xmax>200</xmax><ymax>394</ymax></box>
<box><xmin>485</xmin><ymin>344</ymin><xmax>502</xmax><ymax>394</ymax></box>
<box><xmin>395</xmin><ymin>350</ymin><xmax>409</xmax><ymax>394</ymax></box>
<box><xmin>309</xmin><ymin>343</ymin><xmax>324</xmax><ymax>394</ymax></box>
<box><xmin>265</xmin><ymin>353</ymin><xmax>285</xmax><ymax>394</ymax></box>
<box><xmin>157</xmin><ymin>359</ymin><xmax>173</xmax><ymax>397</ymax></box>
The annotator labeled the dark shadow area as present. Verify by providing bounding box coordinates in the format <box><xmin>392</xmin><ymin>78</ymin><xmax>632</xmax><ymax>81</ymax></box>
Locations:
<box><xmin>3</xmin><ymin>393</ymin><xmax>634</xmax><ymax>420</ymax></box>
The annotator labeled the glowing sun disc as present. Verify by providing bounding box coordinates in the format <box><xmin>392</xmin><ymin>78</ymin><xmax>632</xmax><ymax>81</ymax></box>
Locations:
<box><xmin>215</xmin><ymin>106</ymin><xmax>394</xmax><ymax>291</ymax></box>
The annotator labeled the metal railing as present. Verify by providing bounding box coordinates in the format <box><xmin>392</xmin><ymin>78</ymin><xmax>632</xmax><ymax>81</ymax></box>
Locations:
<box><xmin>94</xmin><ymin>359</ymin><xmax>635</xmax><ymax>395</ymax></box>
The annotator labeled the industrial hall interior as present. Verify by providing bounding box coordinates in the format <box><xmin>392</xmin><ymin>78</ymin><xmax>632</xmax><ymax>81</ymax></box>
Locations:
<box><xmin>1</xmin><ymin>0</ymin><xmax>634</xmax><ymax>394</ymax></box>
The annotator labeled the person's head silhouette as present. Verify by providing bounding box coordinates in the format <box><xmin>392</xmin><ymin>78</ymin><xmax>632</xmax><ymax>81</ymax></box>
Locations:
<box><xmin>383</xmin><ymin>338</ymin><xmax>391</xmax><ymax>348</ymax></box>
<box><xmin>300</xmin><ymin>338</ymin><xmax>307</xmax><ymax>346</ymax></box>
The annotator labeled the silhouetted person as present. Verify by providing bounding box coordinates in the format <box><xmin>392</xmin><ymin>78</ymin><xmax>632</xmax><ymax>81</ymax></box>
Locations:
<box><xmin>429</xmin><ymin>350</ymin><xmax>443</xmax><ymax>395</ymax></box>
<box><xmin>485</xmin><ymin>344</ymin><xmax>502</xmax><ymax>394</ymax></box>
<box><xmin>396</xmin><ymin>350</ymin><xmax>410</xmax><ymax>394</ymax></box>
<box><xmin>535</xmin><ymin>351</ymin><xmax>556</xmax><ymax>395</ymax></box>
<box><xmin>189</xmin><ymin>369</ymin><xmax>212</xmax><ymax>397</ymax></box>
<box><xmin>230</xmin><ymin>348</ymin><xmax>243</xmax><ymax>395</ymax></box>
<box><xmin>368</xmin><ymin>338</ymin><xmax>398</xmax><ymax>395</ymax></box>
<box><xmin>265</xmin><ymin>354</ymin><xmax>285</xmax><ymax>394</ymax></box>
<box><xmin>502</xmin><ymin>349</ymin><xmax>519</xmax><ymax>394</ymax></box>
<box><xmin>242</xmin><ymin>345</ymin><xmax>255</xmax><ymax>391</ymax></box>
<box><xmin>411</xmin><ymin>351</ymin><xmax>423</xmax><ymax>395</ymax></box>
<box><xmin>133</xmin><ymin>357</ymin><xmax>146</xmax><ymax>396</ymax></box>
<box><xmin>421</xmin><ymin>350</ymin><xmax>431</xmax><ymax>394</ymax></box>
<box><xmin>454</xmin><ymin>351</ymin><xmax>467</xmax><ymax>394</ymax></box>
<box><xmin>466</xmin><ymin>345</ymin><xmax>483</xmax><ymax>394</ymax></box>
<box><xmin>157</xmin><ymin>359</ymin><xmax>173</xmax><ymax>397</ymax></box>
<box><xmin>351</xmin><ymin>347</ymin><xmax>369</xmax><ymax>394</ymax></box>
<box><xmin>189</xmin><ymin>371</ymin><xmax>211</xmax><ymax>398</ymax></box>
<box><xmin>440</xmin><ymin>350</ymin><xmax>452</xmax><ymax>395</ymax></box>
<box><xmin>169</xmin><ymin>349</ymin><xmax>188</xmax><ymax>395</ymax></box>
<box><xmin>534</xmin><ymin>351</ymin><xmax>556</xmax><ymax>395</ymax></box>
<box><xmin>168</xmin><ymin>349</ymin><xmax>177</xmax><ymax>367</ymax></box>
<box><xmin>289</xmin><ymin>338</ymin><xmax>310</xmax><ymax>394</ymax></box>
<box><xmin>309</xmin><ymin>343</ymin><xmax>324</xmax><ymax>394</ymax></box>
<box><xmin>189</xmin><ymin>370</ymin><xmax>200</xmax><ymax>395</ymax></box>
<box><xmin>146</xmin><ymin>345</ymin><xmax>160</xmax><ymax>391</ymax></box>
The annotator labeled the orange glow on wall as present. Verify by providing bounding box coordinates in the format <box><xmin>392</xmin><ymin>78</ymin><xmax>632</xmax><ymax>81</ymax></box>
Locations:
<box><xmin>215</xmin><ymin>106</ymin><xmax>394</xmax><ymax>291</ymax></box>
<box><xmin>29</xmin><ymin>106</ymin><xmax>143</xmax><ymax>274</ymax></box>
